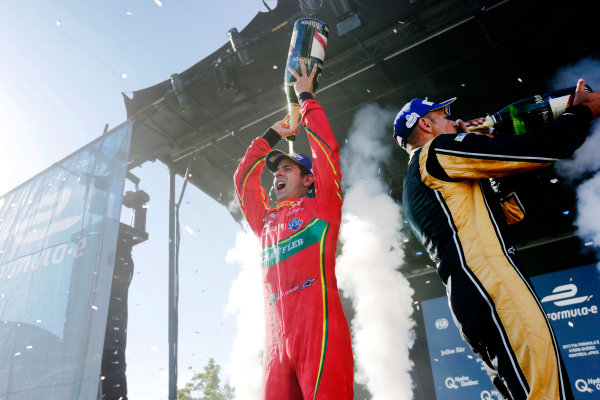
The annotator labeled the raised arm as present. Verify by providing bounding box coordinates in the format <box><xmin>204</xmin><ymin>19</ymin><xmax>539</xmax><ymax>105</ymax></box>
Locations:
<box><xmin>234</xmin><ymin>135</ymin><xmax>274</xmax><ymax>236</ymax></box>
<box><xmin>422</xmin><ymin>79</ymin><xmax>600</xmax><ymax>182</ymax></box>
<box><xmin>302</xmin><ymin>99</ymin><xmax>343</xmax><ymax>209</ymax></box>
<box><xmin>288</xmin><ymin>61</ymin><xmax>342</xmax><ymax>212</ymax></box>
<box><xmin>234</xmin><ymin>117</ymin><xmax>300</xmax><ymax>235</ymax></box>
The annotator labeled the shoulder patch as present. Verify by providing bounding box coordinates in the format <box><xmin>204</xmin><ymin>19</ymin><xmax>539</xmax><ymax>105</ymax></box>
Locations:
<box><xmin>454</xmin><ymin>132</ymin><xmax>469</xmax><ymax>142</ymax></box>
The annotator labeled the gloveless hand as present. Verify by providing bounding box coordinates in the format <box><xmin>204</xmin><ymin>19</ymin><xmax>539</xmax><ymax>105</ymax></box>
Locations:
<box><xmin>573</xmin><ymin>78</ymin><xmax>600</xmax><ymax>119</ymax></box>
<box><xmin>287</xmin><ymin>60</ymin><xmax>316</xmax><ymax>98</ymax></box>
<box><xmin>271</xmin><ymin>115</ymin><xmax>300</xmax><ymax>139</ymax></box>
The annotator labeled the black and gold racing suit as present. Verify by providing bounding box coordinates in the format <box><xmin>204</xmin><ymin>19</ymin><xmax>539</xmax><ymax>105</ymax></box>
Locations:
<box><xmin>403</xmin><ymin>105</ymin><xmax>593</xmax><ymax>400</ymax></box>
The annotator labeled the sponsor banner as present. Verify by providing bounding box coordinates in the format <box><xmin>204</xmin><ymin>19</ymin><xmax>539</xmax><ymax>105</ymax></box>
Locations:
<box><xmin>261</xmin><ymin>218</ymin><xmax>327</xmax><ymax>268</ymax></box>
<box><xmin>422</xmin><ymin>296</ymin><xmax>499</xmax><ymax>399</ymax></box>
<box><xmin>531</xmin><ymin>263</ymin><xmax>600</xmax><ymax>399</ymax></box>
<box><xmin>0</xmin><ymin>123</ymin><xmax>131</xmax><ymax>399</ymax></box>
<box><xmin>423</xmin><ymin>263</ymin><xmax>600</xmax><ymax>399</ymax></box>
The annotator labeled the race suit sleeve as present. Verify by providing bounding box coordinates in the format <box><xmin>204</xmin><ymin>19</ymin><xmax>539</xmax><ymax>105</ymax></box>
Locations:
<box><xmin>233</xmin><ymin>130</ymin><xmax>279</xmax><ymax>236</ymax></box>
<box><xmin>300</xmin><ymin>96</ymin><xmax>343</xmax><ymax>214</ymax></box>
<box><xmin>420</xmin><ymin>104</ymin><xmax>593</xmax><ymax>181</ymax></box>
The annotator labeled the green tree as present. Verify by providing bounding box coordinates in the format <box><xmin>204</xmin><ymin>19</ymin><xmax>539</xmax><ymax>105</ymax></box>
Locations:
<box><xmin>177</xmin><ymin>358</ymin><xmax>235</xmax><ymax>400</ymax></box>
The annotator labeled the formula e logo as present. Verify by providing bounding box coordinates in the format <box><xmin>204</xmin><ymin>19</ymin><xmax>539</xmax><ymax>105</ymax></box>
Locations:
<box><xmin>435</xmin><ymin>318</ymin><xmax>449</xmax><ymax>330</ymax></box>
<box><xmin>287</xmin><ymin>218</ymin><xmax>303</xmax><ymax>231</ymax></box>
<box><xmin>540</xmin><ymin>284</ymin><xmax>589</xmax><ymax>307</ymax></box>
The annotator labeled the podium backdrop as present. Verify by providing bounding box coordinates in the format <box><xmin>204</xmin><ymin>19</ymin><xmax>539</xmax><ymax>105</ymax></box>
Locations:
<box><xmin>0</xmin><ymin>123</ymin><xmax>131</xmax><ymax>399</ymax></box>
<box><xmin>422</xmin><ymin>263</ymin><xmax>600</xmax><ymax>400</ymax></box>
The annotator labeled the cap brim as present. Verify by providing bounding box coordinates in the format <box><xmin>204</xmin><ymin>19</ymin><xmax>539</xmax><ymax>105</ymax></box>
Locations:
<box><xmin>266</xmin><ymin>149</ymin><xmax>295</xmax><ymax>173</ymax></box>
<box><xmin>431</xmin><ymin>97</ymin><xmax>457</xmax><ymax>111</ymax></box>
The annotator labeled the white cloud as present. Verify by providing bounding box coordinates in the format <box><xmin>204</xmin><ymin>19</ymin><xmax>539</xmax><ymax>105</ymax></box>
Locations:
<box><xmin>224</xmin><ymin>228</ymin><xmax>264</xmax><ymax>400</ymax></box>
<box><xmin>553</xmin><ymin>57</ymin><xmax>600</xmax><ymax>178</ymax></box>
<box><xmin>551</xmin><ymin>57</ymin><xmax>600</xmax><ymax>268</ymax></box>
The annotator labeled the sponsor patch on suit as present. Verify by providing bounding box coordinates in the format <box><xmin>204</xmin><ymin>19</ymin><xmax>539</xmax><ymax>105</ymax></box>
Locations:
<box><xmin>287</xmin><ymin>218</ymin><xmax>303</xmax><ymax>231</ymax></box>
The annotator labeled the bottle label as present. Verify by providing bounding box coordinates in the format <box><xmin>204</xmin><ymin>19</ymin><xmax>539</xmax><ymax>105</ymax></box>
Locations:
<box><xmin>284</xmin><ymin>18</ymin><xmax>329</xmax><ymax>101</ymax></box>
<box><xmin>310</xmin><ymin>32</ymin><xmax>328</xmax><ymax>62</ymax></box>
<box><xmin>548</xmin><ymin>94</ymin><xmax>570</xmax><ymax>120</ymax></box>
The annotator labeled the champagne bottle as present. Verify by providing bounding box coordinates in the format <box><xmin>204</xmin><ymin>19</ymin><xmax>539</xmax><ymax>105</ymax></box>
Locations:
<box><xmin>469</xmin><ymin>85</ymin><xmax>592</xmax><ymax>135</ymax></box>
<box><xmin>284</xmin><ymin>18</ymin><xmax>329</xmax><ymax>153</ymax></box>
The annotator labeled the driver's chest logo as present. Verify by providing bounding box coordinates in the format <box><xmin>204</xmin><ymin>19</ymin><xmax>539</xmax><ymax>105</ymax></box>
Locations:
<box><xmin>287</xmin><ymin>218</ymin><xmax>303</xmax><ymax>231</ymax></box>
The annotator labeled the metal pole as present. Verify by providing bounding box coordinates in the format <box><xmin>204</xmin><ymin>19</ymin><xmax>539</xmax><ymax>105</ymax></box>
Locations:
<box><xmin>168</xmin><ymin>168</ymin><xmax>178</xmax><ymax>400</ymax></box>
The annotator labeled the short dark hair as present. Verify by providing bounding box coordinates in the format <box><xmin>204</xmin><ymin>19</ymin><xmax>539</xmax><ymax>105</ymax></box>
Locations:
<box><xmin>298</xmin><ymin>165</ymin><xmax>312</xmax><ymax>177</ymax></box>
<box><xmin>406</xmin><ymin>112</ymin><xmax>433</xmax><ymax>149</ymax></box>
<box><xmin>406</xmin><ymin>126</ymin><xmax>420</xmax><ymax>148</ymax></box>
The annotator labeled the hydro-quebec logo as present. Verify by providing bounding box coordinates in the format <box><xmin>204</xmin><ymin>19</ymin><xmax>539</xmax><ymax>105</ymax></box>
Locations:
<box><xmin>480</xmin><ymin>389</ymin><xmax>501</xmax><ymax>400</ymax></box>
<box><xmin>444</xmin><ymin>375</ymin><xmax>479</xmax><ymax>390</ymax></box>
<box><xmin>575</xmin><ymin>377</ymin><xmax>600</xmax><ymax>394</ymax></box>
<box><xmin>540</xmin><ymin>283</ymin><xmax>597</xmax><ymax>321</ymax></box>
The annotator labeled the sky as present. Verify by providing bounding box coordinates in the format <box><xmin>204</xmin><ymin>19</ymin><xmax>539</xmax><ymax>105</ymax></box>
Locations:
<box><xmin>0</xmin><ymin>1</ymin><xmax>275</xmax><ymax>399</ymax></box>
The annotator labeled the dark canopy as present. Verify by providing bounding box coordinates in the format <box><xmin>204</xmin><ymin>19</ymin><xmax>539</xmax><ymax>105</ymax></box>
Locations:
<box><xmin>125</xmin><ymin>0</ymin><xmax>599</xmax><ymax>275</ymax></box>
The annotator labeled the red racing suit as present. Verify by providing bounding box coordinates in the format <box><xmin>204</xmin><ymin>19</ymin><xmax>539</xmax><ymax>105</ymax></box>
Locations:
<box><xmin>234</xmin><ymin>98</ymin><xmax>354</xmax><ymax>400</ymax></box>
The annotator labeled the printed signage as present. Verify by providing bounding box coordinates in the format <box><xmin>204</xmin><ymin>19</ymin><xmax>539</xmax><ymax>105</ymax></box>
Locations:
<box><xmin>531</xmin><ymin>263</ymin><xmax>600</xmax><ymax>399</ymax></box>
<box><xmin>0</xmin><ymin>123</ymin><xmax>131</xmax><ymax>399</ymax></box>
<box><xmin>422</xmin><ymin>296</ymin><xmax>499</xmax><ymax>400</ymax></box>
<box><xmin>422</xmin><ymin>263</ymin><xmax>600</xmax><ymax>399</ymax></box>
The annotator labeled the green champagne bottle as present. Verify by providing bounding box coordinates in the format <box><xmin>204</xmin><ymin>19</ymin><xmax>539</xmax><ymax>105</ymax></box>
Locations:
<box><xmin>469</xmin><ymin>85</ymin><xmax>592</xmax><ymax>135</ymax></box>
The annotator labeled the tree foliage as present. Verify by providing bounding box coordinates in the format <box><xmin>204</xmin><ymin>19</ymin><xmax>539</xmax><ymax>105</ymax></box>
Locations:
<box><xmin>177</xmin><ymin>358</ymin><xmax>234</xmax><ymax>400</ymax></box>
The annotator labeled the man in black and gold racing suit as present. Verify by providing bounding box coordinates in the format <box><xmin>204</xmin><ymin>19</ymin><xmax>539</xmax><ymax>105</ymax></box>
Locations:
<box><xmin>394</xmin><ymin>79</ymin><xmax>600</xmax><ymax>400</ymax></box>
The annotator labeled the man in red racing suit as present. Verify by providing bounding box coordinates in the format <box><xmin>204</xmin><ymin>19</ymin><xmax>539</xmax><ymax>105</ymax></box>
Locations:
<box><xmin>233</xmin><ymin>62</ymin><xmax>353</xmax><ymax>399</ymax></box>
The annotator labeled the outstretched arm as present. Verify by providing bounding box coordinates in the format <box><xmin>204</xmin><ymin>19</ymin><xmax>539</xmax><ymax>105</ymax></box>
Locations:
<box><xmin>423</xmin><ymin>79</ymin><xmax>597</xmax><ymax>182</ymax></box>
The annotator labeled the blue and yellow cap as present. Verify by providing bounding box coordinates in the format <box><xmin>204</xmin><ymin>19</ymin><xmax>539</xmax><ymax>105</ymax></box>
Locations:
<box><xmin>266</xmin><ymin>149</ymin><xmax>313</xmax><ymax>174</ymax></box>
<box><xmin>393</xmin><ymin>97</ymin><xmax>456</xmax><ymax>149</ymax></box>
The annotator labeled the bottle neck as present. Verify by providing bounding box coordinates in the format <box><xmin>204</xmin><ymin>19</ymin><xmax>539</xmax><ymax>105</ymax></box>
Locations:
<box><xmin>491</xmin><ymin>113</ymin><xmax>501</xmax><ymax>125</ymax></box>
<box><xmin>467</xmin><ymin>115</ymin><xmax>496</xmax><ymax>132</ymax></box>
